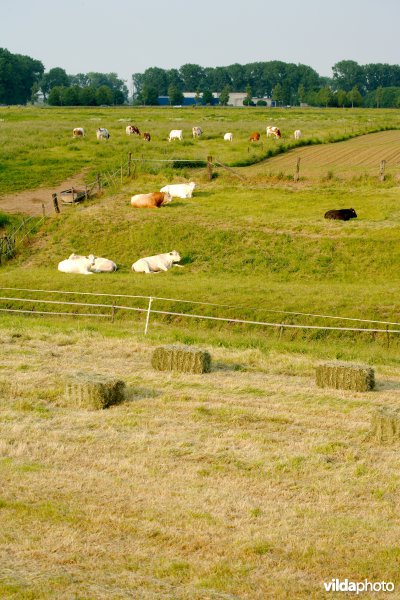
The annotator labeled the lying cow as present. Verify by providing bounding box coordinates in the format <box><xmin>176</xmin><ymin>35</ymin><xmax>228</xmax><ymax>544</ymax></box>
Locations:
<box><xmin>58</xmin><ymin>254</ymin><xmax>95</xmax><ymax>275</ymax></box>
<box><xmin>66</xmin><ymin>253</ymin><xmax>117</xmax><ymax>273</ymax></box>
<box><xmin>168</xmin><ymin>129</ymin><xmax>183</xmax><ymax>142</ymax></box>
<box><xmin>266</xmin><ymin>126</ymin><xmax>281</xmax><ymax>139</ymax></box>
<box><xmin>130</xmin><ymin>192</ymin><xmax>172</xmax><ymax>208</ymax></box>
<box><xmin>324</xmin><ymin>208</ymin><xmax>357</xmax><ymax>221</ymax></box>
<box><xmin>73</xmin><ymin>127</ymin><xmax>85</xmax><ymax>137</ymax></box>
<box><xmin>132</xmin><ymin>250</ymin><xmax>182</xmax><ymax>274</ymax></box>
<box><xmin>126</xmin><ymin>124</ymin><xmax>140</xmax><ymax>135</ymax></box>
<box><xmin>249</xmin><ymin>132</ymin><xmax>260</xmax><ymax>142</ymax></box>
<box><xmin>96</xmin><ymin>127</ymin><xmax>110</xmax><ymax>140</ymax></box>
<box><xmin>224</xmin><ymin>132</ymin><xmax>233</xmax><ymax>142</ymax></box>
<box><xmin>160</xmin><ymin>182</ymin><xmax>196</xmax><ymax>199</ymax></box>
<box><xmin>192</xmin><ymin>126</ymin><xmax>202</xmax><ymax>138</ymax></box>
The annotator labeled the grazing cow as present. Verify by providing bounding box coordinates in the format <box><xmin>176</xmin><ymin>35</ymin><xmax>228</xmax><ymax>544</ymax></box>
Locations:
<box><xmin>132</xmin><ymin>250</ymin><xmax>182</xmax><ymax>273</ymax></box>
<box><xmin>266</xmin><ymin>126</ymin><xmax>281</xmax><ymax>139</ymax></box>
<box><xmin>160</xmin><ymin>182</ymin><xmax>196</xmax><ymax>199</ymax></box>
<box><xmin>224</xmin><ymin>132</ymin><xmax>233</xmax><ymax>142</ymax></box>
<box><xmin>249</xmin><ymin>132</ymin><xmax>260</xmax><ymax>142</ymax></box>
<box><xmin>192</xmin><ymin>126</ymin><xmax>202</xmax><ymax>138</ymax></box>
<box><xmin>130</xmin><ymin>192</ymin><xmax>172</xmax><ymax>208</ymax></box>
<box><xmin>96</xmin><ymin>127</ymin><xmax>110</xmax><ymax>140</ymax></box>
<box><xmin>126</xmin><ymin>124</ymin><xmax>140</xmax><ymax>135</ymax></box>
<box><xmin>324</xmin><ymin>208</ymin><xmax>357</xmax><ymax>221</ymax></box>
<box><xmin>72</xmin><ymin>127</ymin><xmax>85</xmax><ymax>137</ymax></box>
<box><xmin>142</xmin><ymin>132</ymin><xmax>151</xmax><ymax>142</ymax></box>
<box><xmin>58</xmin><ymin>254</ymin><xmax>95</xmax><ymax>275</ymax></box>
<box><xmin>294</xmin><ymin>129</ymin><xmax>302</xmax><ymax>140</ymax></box>
<box><xmin>168</xmin><ymin>129</ymin><xmax>183</xmax><ymax>142</ymax></box>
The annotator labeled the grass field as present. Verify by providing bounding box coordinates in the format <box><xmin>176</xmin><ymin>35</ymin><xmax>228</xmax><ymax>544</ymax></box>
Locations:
<box><xmin>1</xmin><ymin>106</ymin><xmax>400</xmax><ymax>598</ymax></box>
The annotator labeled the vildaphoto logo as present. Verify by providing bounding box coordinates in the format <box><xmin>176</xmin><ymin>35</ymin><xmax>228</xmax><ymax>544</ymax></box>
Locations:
<box><xmin>323</xmin><ymin>579</ymin><xmax>395</xmax><ymax>594</ymax></box>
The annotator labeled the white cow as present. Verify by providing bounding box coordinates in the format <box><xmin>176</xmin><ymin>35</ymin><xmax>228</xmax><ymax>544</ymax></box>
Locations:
<box><xmin>224</xmin><ymin>132</ymin><xmax>233</xmax><ymax>142</ymax></box>
<box><xmin>192</xmin><ymin>126</ymin><xmax>202</xmax><ymax>138</ymax></box>
<box><xmin>168</xmin><ymin>129</ymin><xmax>183</xmax><ymax>142</ymax></box>
<box><xmin>58</xmin><ymin>254</ymin><xmax>95</xmax><ymax>275</ymax></box>
<box><xmin>96</xmin><ymin>127</ymin><xmax>110</xmax><ymax>140</ymax></box>
<box><xmin>72</xmin><ymin>127</ymin><xmax>85</xmax><ymax>137</ymax></box>
<box><xmin>266</xmin><ymin>126</ymin><xmax>281</xmax><ymax>139</ymax></box>
<box><xmin>131</xmin><ymin>250</ymin><xmax>182</xmax><ymax>274</ymax></box>
<box><xmin>66</xmin><ymin>253</ymin><xmax>117</xmax><ymax>273</ymax></box>
<box><xmin>159</xmin><ymin>182</ymin><xmax>196</xmax><ymax>199</ymax></box>
<box><xmin>294</xmin><ymin>129</ymin><xmax>302</xmax><ymax>140</ymax></box>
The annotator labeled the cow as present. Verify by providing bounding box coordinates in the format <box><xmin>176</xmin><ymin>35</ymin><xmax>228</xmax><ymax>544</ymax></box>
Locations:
<box><xmin>130</xmin><ymin>192</ymin><xmax>172</xmax><ymax>208</ymax></box>
<box><xmin>324</xmin><ymin>208</ymin><xmax>357</xmax><ymax>221</ymax></box>
<box><xmin>160</xmin><ymin>182</ymin><xmax>196</xmax><ymax>199</ymax></box>
<box><xmin>96</xmin><ymin>127</ymin><xmax>110</xmax><ymax>140</ymax></box>
<box><xmin>58</xmin><ymin>254</ymin><xmax>95</xmax><ymax>275</ymax></box>
<box><xmin>72</xmin><ymin>127</ymin><xmax>85</xmax><ymax>137</ymax></box>
<box><xmin>224</xmin><ymin>132</ymin><xmax>233</xmax><ymax>142</ymax></box>
<box><xmin>192</xmin><ymin>126</ymin><xmax>202</xmax><ymax>138</ymax></box>
<box><xmin>249</xmin><ymin>132</ymin><xmax>260</xmax><ymax>142</ymax></box>
<box><xmin>126</xmin><ymin>124</ymin><xmax>140</xmax><ymax>135</ymax></box>
<box><xmin>294</xmin><ymin>129</ymin><xmax>302</xmax><ymax>140</ymax></box>
<box><xmin>142</xmin><ymin>132</ymin><xmax>151</xmax><ymax>142</ymax></box>
<box><xmin>168</xmin><ymin>129</ymin><xmax>183</xmax><ymax>142</ymax></box>
<box><xmin>67</xmin><ymin>253</ymin><xmax>117</xmax><ymax>272</ymax></box>
<box><xmin>266</xmin><ymin>126</ymin><xmax>281</xmax><ymax>139</ymax></box>
<box><xmin>132</xmin><ymin>250</ymin><xmax>182</xmax><ymax>274</ymax></box>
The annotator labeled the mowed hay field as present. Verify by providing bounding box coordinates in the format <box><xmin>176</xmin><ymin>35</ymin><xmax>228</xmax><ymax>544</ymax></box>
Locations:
<box><xmin>247</xmin><ymin>129</ymin><xmax>400</xmax><ymax>180</ymax></box>
<box><xmin>1</xmin><ymin>326</ymin><xmax>400</xmax><ymax>599</ymax></box>
<box><xmin>1</xmin><ymin>106</ymin><xmax>400</xmax><ymax>598</ymax></box>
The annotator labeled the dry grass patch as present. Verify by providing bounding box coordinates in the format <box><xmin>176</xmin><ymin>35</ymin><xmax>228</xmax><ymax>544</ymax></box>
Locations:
<box><xmin>1</xmin><ymin>326</ymin><xmax>400</xmax><ymax>598</ymax></box>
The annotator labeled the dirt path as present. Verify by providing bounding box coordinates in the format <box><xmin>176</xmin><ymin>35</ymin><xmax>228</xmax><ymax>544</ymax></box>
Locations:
<box><xmin>0</xmin><ymin>171</ymin><xmax>88</xmax><ymax>216</ymax></box>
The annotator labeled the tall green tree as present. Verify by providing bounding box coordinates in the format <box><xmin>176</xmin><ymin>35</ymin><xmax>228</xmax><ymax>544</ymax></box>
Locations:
<box><xmin>168</xmin><ymin>84</ymin><xmax>183</xmax><ymax>105</ymax></box>
<box><xmin>40</xmin><ymin>67</ymin><xmax>69</xmax><ymax>100</ymax></box>
<box><xmin>219</xmin><ymin>85</ymin><xmax>231</xmax><ymax>106</ymax></box>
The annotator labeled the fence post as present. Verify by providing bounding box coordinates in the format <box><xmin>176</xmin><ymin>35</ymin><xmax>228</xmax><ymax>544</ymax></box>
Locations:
<box><xmin>97</xmin><ymin>173</ymin><xmax>102</xmax><ymax>193</ymax></box>
<box><xmin>52</xmin><ymin>193</ymin><xmax>60</xmax><ymax>214</ymax></box>
<box><xmin>144</xmin><ymin>297</ymin><xmax>153</xmax><ymax>335</ymax></box>
<box><xmin>128</xmin><ymin>152</ymin><xmax>132</xmax><ymax>177</ymax></box>
<box><xmin>207</xmin><ymin>156</ymin><xmax>213</xmax><ymax>181</ymax></box>
<box><xmin>42</xmin><ymin>203</ymin><xmax>46</xmax><ymax>217</ymax></box>
<box><xmin>294</xmin><ymin>157</ymin><xmax>301</xmax><ymax>182</ymax></box>
<box><xmin>379</xmin><ymin>159</ymin><xmax>386</xmax><ymax>182</ymax></box>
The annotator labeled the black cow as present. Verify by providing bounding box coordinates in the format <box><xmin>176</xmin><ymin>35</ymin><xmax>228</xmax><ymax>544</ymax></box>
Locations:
<box><xmin>324</xmin><ymin>208</ymin><xmax>357</xmax><ymax>221</ymax></box>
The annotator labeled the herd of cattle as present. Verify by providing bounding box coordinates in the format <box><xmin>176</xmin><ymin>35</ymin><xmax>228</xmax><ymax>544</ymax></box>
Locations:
<box><xmin>72</xmin><ymin>125</ymin><xmax>302</xmax><ymax>143</ymax></box>
<box><xmin>61</xmin><ymin>123</ymin><xmax>358</xmax><ymax>276</ymax></box>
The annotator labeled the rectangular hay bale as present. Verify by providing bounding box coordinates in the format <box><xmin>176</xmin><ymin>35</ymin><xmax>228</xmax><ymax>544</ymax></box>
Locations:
<box><xmin>316</xmin><ymin>361</ymin><xmax>375</xmax><ymax>392</ymax></box>
<box><xmin>64</xmin><ymin>373</ymin><xmax>125</xmax><ymax>410</ymax></box>
<box><xmin>369</xmin><ymin>406</ymin><xmax>400</xmax><ymax>444</ymax></box>
<box><xmin>152</xmin><ymin>345</ymin><xmax>211</xmax><ymax>374</ymax></box>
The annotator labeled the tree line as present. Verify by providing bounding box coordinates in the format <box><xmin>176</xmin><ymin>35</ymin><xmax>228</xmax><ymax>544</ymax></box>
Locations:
<box><xmin>0</xmin><ymin>48</ymin><xmax>128</xmax><ymax>106</ymax></box>
<box><xmin>1</xmin><ymin>46</ymin><xmax>400</xmax><ymax>108</ymax></box>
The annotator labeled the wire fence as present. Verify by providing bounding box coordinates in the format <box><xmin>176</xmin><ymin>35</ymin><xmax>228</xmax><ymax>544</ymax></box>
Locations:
<box><xmin>0</xmin><ymin>216</ymin><xmax>45</xmax><ymax>265</ymax></box>
<box><xmin>0</xmin><ymin>287</ymin><xmax>398</xmax><ymax>342</ymax></box>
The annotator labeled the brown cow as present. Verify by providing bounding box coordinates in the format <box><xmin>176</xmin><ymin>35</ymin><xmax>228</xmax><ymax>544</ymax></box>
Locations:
<box><xmin>249</xmin><ymin>131</ymin><xmax>260</xmax><ymax>142</ymax></box>
<box><xmin>126</xmin><ymin>124</ymin><xmax>141</xmax><ymax>135</ymax></box>
<box><xmin>142</xmin><ymin>132</ymin><xmax>151</xmax><ymax>142</ymax></box>
<box><xmin>130</xmin><ymin>192</ymin><xmax>172</xmax><ymax>208</ymax></box>
<box><xmin>72</xmin><ymin>127</ymin><xmax>84</xmax><ymax>137</ymax></box>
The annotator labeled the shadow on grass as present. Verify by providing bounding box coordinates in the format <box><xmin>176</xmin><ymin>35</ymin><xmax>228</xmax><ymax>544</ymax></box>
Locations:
<box><xmin>125</xmin><ymin>386</ymin><xmax>162</xmax><ymax>402</ymax></box>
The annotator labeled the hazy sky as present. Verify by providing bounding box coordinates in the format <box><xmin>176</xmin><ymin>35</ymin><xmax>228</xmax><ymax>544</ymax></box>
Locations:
<box><xmin>2</xmin><ymin>0</ymin><xmax>399</xmax><ymax>89</ymax></box>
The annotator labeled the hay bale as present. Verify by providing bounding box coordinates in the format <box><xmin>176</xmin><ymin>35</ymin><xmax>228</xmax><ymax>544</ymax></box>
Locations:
<box><xmin>369</xmin><ymin>406</ymin><xmax>400</xmax><ymax>443</ymax></box>
<box><xmin>152</xmin><ymin>345</ymin><xmax>211</xmax><ymax>374</ymax></box>
<box><xmin>64</xmin><ymin>373</ymin><xmax>125</xmax><ymax>410</ymax></box>
<box><xmin>316</xmin><ymin>361</ymin><xmax>375</xmax><ymax>392</ymax></box>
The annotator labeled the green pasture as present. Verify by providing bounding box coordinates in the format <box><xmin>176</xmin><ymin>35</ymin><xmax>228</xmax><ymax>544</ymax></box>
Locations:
<box><xmin>0</xmin><ymin>105</ymin><xmax>399</xmax><ymax>193</ymax></box>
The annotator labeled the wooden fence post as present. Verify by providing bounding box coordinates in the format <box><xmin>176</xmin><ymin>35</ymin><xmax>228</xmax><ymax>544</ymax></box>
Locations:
<box><xmin>97</xmin><ymin>173</ymin><xmax>102</xmax><ymax>193</ymax></box>
<box><xmin>207</xmin><ymin>156</ymin><xmax>213</xmax><ymax>181</ymax></box>
<box><xmin>42</xmin><ymin>203</ymin><xmax>46</xmax><ymax>217</ymax></box>
<box><xmin>379</xmin><ymin>159</ymin><xmax>386</xmax><ymax>182</ymax></box>
<box><xmin>52</xmin><ymin>193</ymin><xmax>60</xmax><ymax>214</ymax></box>
<box><xmin>294</xmin><ymin>157</ymin><xmax>301</xmax><ymax>182</ymax></box>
